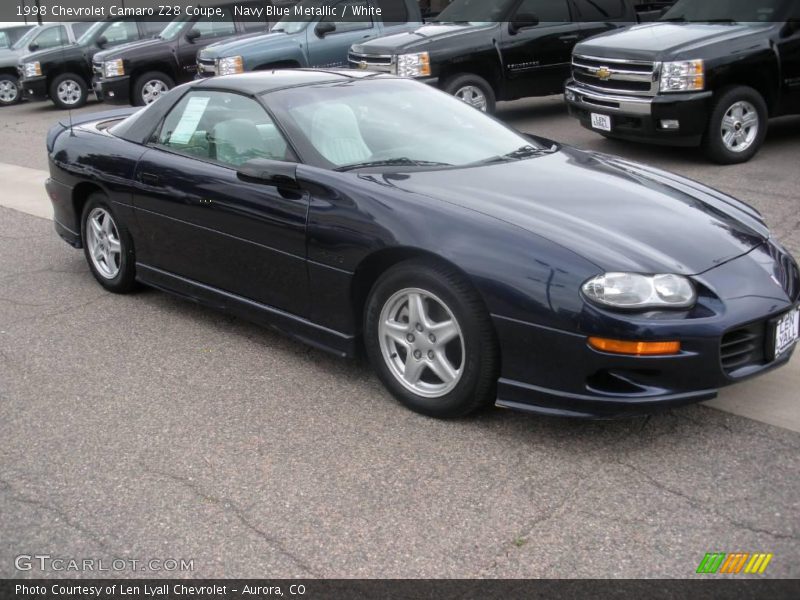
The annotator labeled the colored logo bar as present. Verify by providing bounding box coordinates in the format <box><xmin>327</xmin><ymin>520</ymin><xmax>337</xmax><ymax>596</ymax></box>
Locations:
<box><xmin>696</xmin><ymin>552</ymin><xmax>773</xmax><ymax>574</ymax></box>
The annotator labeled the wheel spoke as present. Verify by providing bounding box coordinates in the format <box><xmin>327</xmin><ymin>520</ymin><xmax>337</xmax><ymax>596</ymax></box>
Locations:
<box><xmin>429</xmin><ymin>319</ymin><xmax>458</xmax><ymax>346</ymax></box>
<box><xmin>384</xmin><ymin>320</ymin><xmax>410</xmax><ymax>346</ymax></box>
<box><xmin>107</xmin><ymin>237</ymin><xmax>121</xmax><ymax>254</ymax></box>
<box><xmin>90</xmin><ymin>216</ymin><xmax>103</xmax><ymax>237</ymax></box>
<box><xmin>722</xmin><ymin>130</ymin><xmax>736</xmax><ymax>147</ymax></box>
<box><xmin>742</xmin><ymin>112</ymin><xmax>758</xmax><ymax>127</ymax></box>
<box><xmin>428</xmin><ymin>351</ymin><xmax>458</xmax><ymax>384</ymax></box>
<box><xmin>403</xmin><ymin>354</ymin><xmax>426</xmax><ymax>384</ymax></box>
<box><xmin>407</xmin><ymin>293</ymin><xmax>429</xmax><ymax>328</ymax></box>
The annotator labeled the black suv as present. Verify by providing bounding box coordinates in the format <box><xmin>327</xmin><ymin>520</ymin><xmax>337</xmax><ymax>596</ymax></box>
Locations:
<box><xmin>349</xmin><ymin>0</ymin><xmax>673</xmax><ymax>112</ymax></box>
<box><xmin>565</xmin><ymin>0</ymin><xmax>800</xmax><ymax>163</ymax></box>
<box><xmin>19</xmin><ymin>18</ymin><xmax>165</xmax><ymax>109</ymax></box>
<box><xmin>93</xmin><ymin>1</ymin><xmax>273</xmax><ymax>106</ymax></box>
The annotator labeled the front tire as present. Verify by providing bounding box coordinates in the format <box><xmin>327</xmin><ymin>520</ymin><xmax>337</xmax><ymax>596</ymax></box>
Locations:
<box><xmin>133</xmin><ymin>71</ymin><xmax>174</xmax><ymax>106</ymax></box>
<box><xmin>703</xmin><ymin>86</ymin><xmax>767</xmax><ymax>164</ymax></box>
<box><xmin>50</xmin><ymin>73</ymin><xmax>88</xmax><ymax>109</ymax></box>
<box><xmin>364</xmin><ymin>259</ymin><xmax>498</xmax><ymax>418</ymax></box>
<box><xmin>0</xmin><ymin>73</ymin><xmax>21</xmax><ymax>106</ymax></box>
<box><xmin>442</xmin><ymin>73</ymin><xmax>496</xmax><ymax>114</ymax></box>
<box><xmin>80</xmin><ymin>193</ymin><xmax>137</xmax><ymax>293</ymax></box>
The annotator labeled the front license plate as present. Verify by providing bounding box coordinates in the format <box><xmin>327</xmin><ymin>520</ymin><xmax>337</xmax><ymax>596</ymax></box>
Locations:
<box><xmin>591</xmin><ymin>113</ymin><xmax>612</xmax><ymax>132</ymax></box>
<box><xmin>773</xmin><ymin>307</ymin><xmax>800</xmax><ymax>359</ymax></box>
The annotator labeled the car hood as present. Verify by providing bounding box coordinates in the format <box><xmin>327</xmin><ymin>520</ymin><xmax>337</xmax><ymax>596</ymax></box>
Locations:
<box><xmin>200</xmin><ymin>31</ymin><xmax>296</xmax><ymax>60</ymax></box>
<box><xmin>95</xmin><ymin>37</ymin><xmax>166</xmax><ymax>62</ymax></box>
<box><xmin>385</xmin><ymin>147</ymin><xmax>767</xmax><ymax>275</ymax></box>
<box><xmin>353</xmin><ymin>23</ymin><xmax>495</xmax><ymax>53</ymax></box>
<box><xmin>575</xmin><ymin>22</ymin><xmax>774</xmax><ymax>61</ymax></box>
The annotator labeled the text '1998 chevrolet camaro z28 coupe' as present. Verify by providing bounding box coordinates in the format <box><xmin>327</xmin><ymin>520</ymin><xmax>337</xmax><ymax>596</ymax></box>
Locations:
<box><xmin>45</xmin><ymin>70</ymin><xmax>799</xmax><ymax>419</ymax></box>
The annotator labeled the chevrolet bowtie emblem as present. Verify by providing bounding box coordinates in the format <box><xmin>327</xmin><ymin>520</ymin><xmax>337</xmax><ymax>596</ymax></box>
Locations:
<box><xmin>596</xmin><ymin>66</ymin><xmax>612</xmax><ymax>80</ymax></box>
<box><xmin>358</xmin><ymin>61</ymin><xmax>368</xmax><ymax>70</ymax></box>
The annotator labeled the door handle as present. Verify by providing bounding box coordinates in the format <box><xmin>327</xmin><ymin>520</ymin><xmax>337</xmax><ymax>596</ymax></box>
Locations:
<box><xmin>140</xmin><ymin>172</ymin><xmax>160</xmax><ymax>186</ymax></box>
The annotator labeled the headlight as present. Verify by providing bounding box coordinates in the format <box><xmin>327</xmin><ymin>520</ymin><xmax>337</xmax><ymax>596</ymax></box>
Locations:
<box><xmin>393</xmin><ymin>52</ymin><xmax>431</xmax><ymax>78</ymax></box>
<box><xmin>24</xmin><ymin>62</ymin><xmax>41</xmax><ymax>77</ymax></box>
<box><xmin>103</xmin><ymin>59</ymin><xmax>124</xmax><ymax>78</ymax></box>
<box><xmin>660</xmin><ymin>59</ymin><xmax>704</xmax><ymax>92</ymax></box>
<box><xmin>217</xmin><ymin>56</ymin><xmax>244</xmax><ymax>76</ymax></box>
<box><xmin>582</xmin><ymin>273</ymin><xmax>696</xmax><ymax>309</ymax></box>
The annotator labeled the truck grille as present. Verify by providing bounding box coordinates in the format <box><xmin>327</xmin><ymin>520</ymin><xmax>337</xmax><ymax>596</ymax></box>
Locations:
<box><xmin>720</xmin><ymin>322</ymin><xmax>765</xmax><ymax>376</ymax></box>
<box><xmin>197</xmin><ymin>58</ymin><xmax>216</xmax><ymax>78</ymax></box>
<box><xmin>572</xmin><ymin>54</ymin><xmax>658</xmax><ymax>96</ymax></box>
<box><xmin>348</xmin><ymin>51</ymin><xmax>394</xmax><ymax>73</ymax></box>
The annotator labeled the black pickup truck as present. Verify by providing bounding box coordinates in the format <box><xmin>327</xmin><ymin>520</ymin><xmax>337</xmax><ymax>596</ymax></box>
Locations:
<box><xmin>349</xmin><ymin>0</ymin><xmax>673</xmax><ymax>112</ymax></box>
<box><xmin>565</xmin><ymin>0</ymin><xmax>800</xmax><ymax>163</ymax></box>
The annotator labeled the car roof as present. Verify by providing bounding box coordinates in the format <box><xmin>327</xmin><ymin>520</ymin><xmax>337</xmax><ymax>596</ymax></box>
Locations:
<box><xmin>192</xmin><ymin>69</ymin><xmax>393</xmax><ymax>96</ymax></box>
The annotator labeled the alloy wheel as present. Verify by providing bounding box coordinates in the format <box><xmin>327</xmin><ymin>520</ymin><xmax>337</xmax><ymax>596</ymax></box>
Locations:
<box><xmin>721</xmin><ymin>100</ymin><xmax>759</xmax><ymax>153</ymax></box>
<box><xmin>141</xmin><ymin>79</ymin><xmax>168</xmax><ymax>104</ymax></box>
<box><xmin>454</xmin><ymin>85</ymin><xmax>488</xmax><ymax>112</ymax></box>
<box><xmin>86</xmin><ymin>207</ymin><xmax>122</xmax><ymax>280</ymax></box>
<box><xmin>0</xmin><ymin>80</ymin><xmax>18</xmax><ymax>104</ymax></box>
<box><xmin>57</xmin><ymin>79</ymin><xmax>83</xmax><ymax>105</ymax></box>
<box><xmin>378</xmin><ymin>288</ymin><xmax>464</xmax><ymax>398</ymax></box>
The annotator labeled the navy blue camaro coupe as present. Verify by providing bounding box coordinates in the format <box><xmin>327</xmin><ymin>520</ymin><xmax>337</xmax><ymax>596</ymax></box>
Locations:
<box><xmin>45</xmin><ymin>70</ymin><xmax>799</xmax><ymax>418</ymax></box>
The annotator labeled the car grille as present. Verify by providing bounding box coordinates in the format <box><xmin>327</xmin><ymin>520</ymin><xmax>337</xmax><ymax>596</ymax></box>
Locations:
<box><xmin>572</xmin><ymin>54</ymin><xmax>658</xmax><ymax>96</ymax></box>
<box><xmin>720</xmin><ymin>322</ymin><xmax>766</xmax><ymax>376</ymax></box>
<box><xmin>197</xmin><ymin>58</ymin><xmax>216</xmax><ymax>78</ymax></box>
<box><xmin>348</xmin><ymin>51</ymin><xmax>394</xmax><ymax>73</ymax></box>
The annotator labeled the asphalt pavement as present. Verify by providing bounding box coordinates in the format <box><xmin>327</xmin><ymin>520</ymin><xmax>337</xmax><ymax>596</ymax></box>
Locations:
<box><xmin>0</xmin><ymin>96</ymin><xmax>798</xmax><ymax>579</ymax></box>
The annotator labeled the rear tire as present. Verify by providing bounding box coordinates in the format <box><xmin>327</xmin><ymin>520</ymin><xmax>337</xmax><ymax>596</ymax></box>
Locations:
<box><xmin>364</xmin><ymin>259</ymin><xmax>498</xmax><ymax>418</ymax></box>
<box><xmin>80</xmin><ymin>193</ymin><xmax>137</xmax><ymax>294</ymax></box>
<box><xmin>50</xmin><ymin>73</ymin><xmax>88</xmax><ymax>109</ymax></box>
<box><xmin>0</xmin><ymin>73</ymin><xmax>21</xmax><ymax>106</ymax></box>
<box><xmin>442</xmin><ymin>73</ymin><xmax>496</xmax><ymax>114</ymax></box>
<box><xmin>703</xmin><ymin>86</ymin><xmax>767</xmax><ymax>164</ymax></box>
<box><xmin>132</xmin><ymin>71</ymin><xmax>174</xmax><ymax>106</ymax></box>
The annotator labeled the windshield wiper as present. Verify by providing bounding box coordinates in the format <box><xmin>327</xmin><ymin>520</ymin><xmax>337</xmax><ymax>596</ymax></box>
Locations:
<box><xmin>469</xmin><ymin>145</ymin><xmax>554</xmax><ymax>166</ymax></box>
<box><xmin>335</xmin><ymin>157</ymin><xmax>453</xmax><ymax>172</ymax></box>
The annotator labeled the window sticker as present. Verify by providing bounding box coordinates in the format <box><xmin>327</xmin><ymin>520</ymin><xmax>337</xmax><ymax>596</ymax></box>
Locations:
<box><xmin>169</xmin><ymin>96</ymin><xmax>211</xmax><ymax>145</ymax></box>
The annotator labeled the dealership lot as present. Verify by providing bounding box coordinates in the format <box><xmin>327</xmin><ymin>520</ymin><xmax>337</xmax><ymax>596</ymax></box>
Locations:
<box><xmin>0</xmin><ymin>96</ymin><xmax>798</xmax><ymax>578</ymax></box>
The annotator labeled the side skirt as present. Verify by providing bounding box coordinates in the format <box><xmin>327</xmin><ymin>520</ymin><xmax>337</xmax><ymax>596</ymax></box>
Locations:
<box><xmin>136</xmin><ymin>263</ymin><xmax>357</xmax><ymax>359</ymax></box>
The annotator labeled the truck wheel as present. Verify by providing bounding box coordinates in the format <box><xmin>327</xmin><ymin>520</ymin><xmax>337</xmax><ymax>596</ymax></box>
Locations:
<box><xmin>443</xmin><ymin>73</ymin><xmax>496</xmax><ymax>113</ymax></box>
<box><xmin>703</xmin><ymin>86</ymin><xmax>767</xmax><ymax>164</ymax></box>
<box><xmin>50</xmin><ymin>73</ymin><xmax>88</xmax><ymax>109</ymax></box>
<box><xmin>133</xmin><ymin>72</ymin><xmax>174</xmax><ymax>106</ymax></box>
<box><xmin>0</xmin><ymin>73</ymin><xmax>21</xmax><ymax>106</ymax></box>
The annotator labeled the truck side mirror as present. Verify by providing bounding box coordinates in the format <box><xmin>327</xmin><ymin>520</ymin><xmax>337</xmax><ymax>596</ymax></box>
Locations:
<box><xmin>97</xmin><ymin>35</ymin><xmax>108</xmax><ymax>48</ymax></box>
<box><xmin>315</xmin><ymin>22</ymin><xmax>336</xmax><ymax>37</ymax></box>
<box><xmin>185</xmin><ymin>29</ymin><xmax>201</xmax><ymax>43</ymax></box>
<box><xmin>509</xmin><ymin>13</ymin><xmax>539</xmax><ymax>35</ymax></box>
<box><xmin>28</xmin><ymin>42</ymin><xmax>39</xmax><ymax>52</ymax></box>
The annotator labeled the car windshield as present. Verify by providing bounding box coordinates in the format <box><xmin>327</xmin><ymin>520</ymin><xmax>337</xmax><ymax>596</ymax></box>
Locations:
<box><xmin>159</xmin><ymin>15</ymin><xmax>192</xmax><ymax>40</ymax></box>
<box><xmin>662</xmin><ymin>0</ymin><xmax>789</xmax><ymax>23</ymax></box>
<box><xmin>268</xmin><ymin>78</ymin><xmax>551</xmax><ymax>170</ymax></box>
<box><xmin>11</xmin><ymin>26</ymin><xmax>38</xmax><ymax>50</ymax></box>
<box><xmin>431</xmin><ymin>0</ymin><xmax>517</xmax><ymax>24</ymax></box>
<box><xmin>76</xmin><ymin>20</ymin><xmax>106</xmax><ymax>45</ymax></box>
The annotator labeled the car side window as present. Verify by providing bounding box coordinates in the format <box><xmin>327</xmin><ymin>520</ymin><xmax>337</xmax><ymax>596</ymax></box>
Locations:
<box><xmin>321</xmin><ymin>1</ymin><xmax>374</xmax><ymax>34</ymax></box>
<box><xmin>191</xmin><ymin>8</ymin><xmax>237</xmax><ymax>39</ymax></box>
<box><xmin>515</xmin><ymin>0</ymin><xmax>571</xmax><ymax>22</ymax></box>
<box><xmin>32</xmin><ymin>25</ymin><xmax>66</xmax><ymax>50</ymax></box>
<box><xmin>155</xmin><ymin>91</ymin><xmax>296</xmax><ymax>168</ymax></box>
<box><xmin>102</xmin><ymin>21</ymin><xmax>141</xmax><ymax>45</ymax></box>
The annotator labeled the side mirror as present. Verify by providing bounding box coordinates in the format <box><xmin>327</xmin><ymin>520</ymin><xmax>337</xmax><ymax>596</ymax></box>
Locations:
<box><xmin>237</xmin><ymin>159</ymin><xmax>299</xmax><ymax>189</ymax></box>
<box><xmin>315</xmin><ymin>22</ymin><xmax>336</xmax><ymax>37</ymax></box>
<box><xmin>509</xmin><ymin>13</ymin><xmax>539</xmax><ymax>34</ymax></box>
<box><xmin>97</xmin><ymin>35</ymin><xmax>108</xmax><ymax>48</ymax></box>
<box><xmin>185</xmin><ymin>29</ymin><xmax>201</xmax><ymax>43</ymax></box>
<box><xmin>28</xmin><ymin>42</ymin><xmax>39</xmax><ymax>52</ymax></box>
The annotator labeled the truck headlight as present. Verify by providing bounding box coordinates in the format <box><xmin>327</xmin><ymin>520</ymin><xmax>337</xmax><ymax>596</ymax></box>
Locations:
<box><xmin>24</xmin><ymin>62</ymin><xmax>41</xmax><ymax>77</ymax></box>
<box><xmin>217</xmin><ymin>56</ymin><xmax>244</xmax><ymax>76</ymax></box>
<box><xmin>103</xmin><ymin>59</ymin><xmax>125</xmax><ymax>78</ymax></box>
<box><xmin>660</xmin><ymin>60</ymin><xmax>704</xmax><ymax>92</ymax></box>
<box><xmin>582</xmin><ymin>273</ymin><xmax>696</xmax><ymax>309</ymax></box>
<box><xmin>393</xmin><ymin>52</ymin><xmax>431</xmax><ymax>78</ymax></box>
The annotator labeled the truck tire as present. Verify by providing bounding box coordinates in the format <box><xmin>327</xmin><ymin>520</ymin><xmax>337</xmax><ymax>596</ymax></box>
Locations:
<box><xmin>442</xmin><ymin>73</ymin><xmax>496</xmax><ymax>113</ymax></box>
<box><xmin>703</xmin><ymin>86</ymin><xmax>768</xmax><ymax>165</ymax></box>
<box><xmin>50</xmin><ymin>73</ymin><xmax>88</xmax><ymax>109</ymax></box>
<box><xmin>133</xmin><ymin>72</ymin><xmax>174</xmax><ymax>106</ymax></box>
<box><xmin>0</xmin><ymin>73</ymin><xmax>21</xmax><ymax>106</ymax></box>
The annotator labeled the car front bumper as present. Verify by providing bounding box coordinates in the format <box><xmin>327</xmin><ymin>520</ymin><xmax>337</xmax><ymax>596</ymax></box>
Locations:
<box><xmin>20</xmin><ymin>76</ymin><xmax>48</xmax><ymax>101</ymax></box>
<box><xmin>494</xmin><ymin>241</ymin><xmax>800</xmax><ymax>419</ymax></box>
<box><xmin>565</xmin><ymin>80</ymin><xmax>713</xmax><ymax>147</ymax></box>
<box><xmin>93</xmin><ymin>75</ymin><xmax>130</xmax><ymax>104</ymax></box>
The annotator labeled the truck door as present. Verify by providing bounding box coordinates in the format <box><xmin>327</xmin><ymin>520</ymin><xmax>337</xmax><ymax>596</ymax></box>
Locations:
<box><xmin>305</xmin><ymin>0</ymin><xmax>379</xmax><ymax>68</ymax></box>
<box><xmin>176</xmin><ymin>7</ymin><xmax>238</xmax><ymax>80</ymax></box>
<box><xmin>499</xmin><ymin>0</ymin><xmax>578</xmax><ymax>98</ymax></box>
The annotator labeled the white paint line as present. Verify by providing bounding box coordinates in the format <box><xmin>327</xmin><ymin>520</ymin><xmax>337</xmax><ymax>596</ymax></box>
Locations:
<box><xmin>0</xmin><ymin>162</ymin><xmax>797</xmax><ymax>431</ymax></box>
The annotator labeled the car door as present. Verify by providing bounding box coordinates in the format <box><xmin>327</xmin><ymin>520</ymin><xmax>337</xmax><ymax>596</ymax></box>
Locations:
<box><xmin>132</xmin><ymin>89</ymin><xmax>309</xmax><ymax>314</ymax></box>
<box><xmin>176</xmin><ymin>7</ymin><xmax>239</xmax><ymax>79</ymax></box>
<box><xmin>305</xmin><ymin>0</ymin><xmax>379</xmax><ymax>68</ymax></box>
<box><xmin>499</xmin><ymin>0</ymin><xmax>578</xmax><ymax>97</ymax></box>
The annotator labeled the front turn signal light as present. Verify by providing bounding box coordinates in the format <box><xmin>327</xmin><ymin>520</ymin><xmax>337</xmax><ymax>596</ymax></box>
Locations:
<box><xmin>588</xmin><ymin>337</ymin><xmax>681</xmax><ymax>356</ymax></box>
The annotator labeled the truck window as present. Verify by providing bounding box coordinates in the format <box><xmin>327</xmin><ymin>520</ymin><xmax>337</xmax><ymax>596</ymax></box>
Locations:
<box><xmin>574</xmin><ymin>0</ymin><xmax>626</xmax><ymax>20</ymax></box>
<box><xmin>192</xmin><ymin>8</ymin><xmax>237</xmax><ymax>38</ymax></box>
<box><xmin>71</xmin><ymin>22</ymin><xmax>94</xmax><ymax>39</ymax></box>
<box><xmin>321</xmin><ymin>1</ymin><xmax>374</xmax><ymax>33</ymax></box>
<box><xmin>141</xmin><ymin>20</ymin><xmax>171</xmax><ymax>37</ymax></box>
<box><xmin>103</xmin><ymin>21</ymin><xmax>140</xmax><ymax>45</ymax></box>
<box><xmin>515</xmin><ymin>0</ymin><xmax>571</xmax><ymax>22</ymax></box>
<box><xmin>375</xmin><ymin>0</ymin><xmax>410</xmax><ymax>23</ymax></box>
<box><xmin>33</xmin><ymin>25</ymin><xmax>67</xmax><ymax>50</ymax></box>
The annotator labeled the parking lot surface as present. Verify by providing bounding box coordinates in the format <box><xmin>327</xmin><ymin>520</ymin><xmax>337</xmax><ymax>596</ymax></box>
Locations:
<box><xmin>0</xmin><ymin>96</ymin><xmax>798</xmax><ymax>578</ymax></box>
